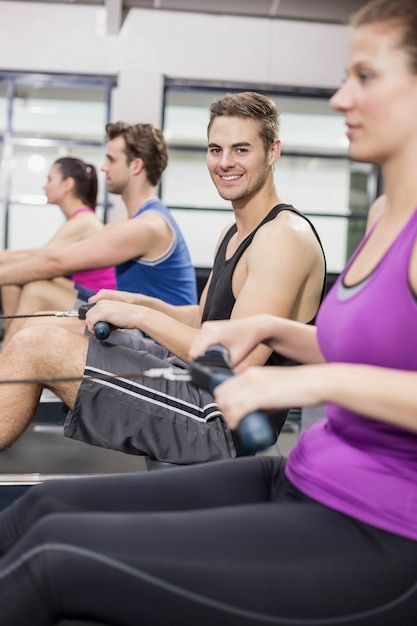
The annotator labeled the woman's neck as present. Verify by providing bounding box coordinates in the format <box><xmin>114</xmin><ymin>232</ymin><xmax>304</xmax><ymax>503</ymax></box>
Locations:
<box><xmin>60</xmin><ymin>197</ymin><xmax>90</xmax><ymax>219</ymax></box>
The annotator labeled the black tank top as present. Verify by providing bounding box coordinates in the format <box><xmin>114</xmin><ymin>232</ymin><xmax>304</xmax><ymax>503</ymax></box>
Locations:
<box><xmin>201</xmin><ymin>204</ymin><xmax>326</xmax><ymax>454</ymax></box>
<box><xmin>202</xmin><ymin>203</ymin><xmax>326</xmax><ymax>368</ymax></box>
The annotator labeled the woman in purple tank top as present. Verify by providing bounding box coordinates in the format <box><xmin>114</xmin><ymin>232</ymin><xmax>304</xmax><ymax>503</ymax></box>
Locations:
<box><xmin>188</xmin><ymin>0</ymin><xmax>417</xmax><ymax>623</ymax></box>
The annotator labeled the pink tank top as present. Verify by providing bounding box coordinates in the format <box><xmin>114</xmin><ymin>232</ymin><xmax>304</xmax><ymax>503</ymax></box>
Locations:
<box><xmin>286</xmin><ymin>207</ymin><xmax>417</xmax><ymax>540</ymax></box>
<box><xmin>70</xmin><ymin>208</ymin><xmax>116</xmax><ymax>292</ymax></box>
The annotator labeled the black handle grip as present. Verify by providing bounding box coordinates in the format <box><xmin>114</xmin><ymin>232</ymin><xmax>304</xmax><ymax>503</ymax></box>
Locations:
<box><xmin>77</xmin><ymin>303</ymin><xmax>111</xmax><ymax>340</ymax></box>
<box><xmin>189</xmin><ymin>345</ymin><xmax>276</xmax><ymax>453</ymax></box>
<box><xmin>208</xmin><ymin>371</ymin><xmax>276</xmax><ymax>453</ymax></box>
<box><xmin>93</xmin><ymin>321</ymin><xmax>111</xmax><ymax>340</ymax></box>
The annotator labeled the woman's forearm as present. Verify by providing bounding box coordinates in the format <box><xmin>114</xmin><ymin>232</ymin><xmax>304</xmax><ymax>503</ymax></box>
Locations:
<box><xmin>214</xmin><ymin>361</ymin><xmax>417</xmax><ymax>433</ymax></box>
<box><xmin>261</xmin><ymin>316</ymin><xmax>325</xmax><ymax>364</ymax></box>
<box><xmin>190</xmin><ymin>314</ymin><xmax>325</xmax><ymax>367</ymax></box>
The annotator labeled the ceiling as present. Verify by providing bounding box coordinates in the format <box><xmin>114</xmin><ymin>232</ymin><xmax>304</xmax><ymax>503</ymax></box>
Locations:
<box><xmin>3</xmin><ymin>0</ymin><xmax>368</xmax><ymax>26</ymax></box>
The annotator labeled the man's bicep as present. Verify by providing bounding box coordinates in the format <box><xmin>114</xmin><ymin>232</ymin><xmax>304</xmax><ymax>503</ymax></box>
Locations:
<box><xmin>235</xmin><ymin>224</ymin><xmax>317</xmax><ymax>320</ymax></box>
<box><xmin>231</xmin><ymin>235</ymin><xmax>304</xmax><ymax>321</ymax></box>
<box><xmin>80</xmin><ymin>221</ymin><xmax>150</xmax><ymax>267</ymax></box>
<box><xmin>231</xmin><ymin>267</ymin><xmax>296</xmax><ymax>322</ymax></box>
<box><xmin>48</xmin><ymin>227</ymin><xmax>129</xmax><ymax>271</ymax></box>
<box><xmin>229</xmin><ymin>275</ymin><xmax>277</xmax><ymax>368</ymax></box>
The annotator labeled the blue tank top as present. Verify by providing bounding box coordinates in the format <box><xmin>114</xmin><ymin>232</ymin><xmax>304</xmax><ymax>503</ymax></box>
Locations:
<box><xmin>115</xmin><ymin>199</ymin><xmax>197</xmax><ymax>305</ymax></box>
<box><xmin>286</xmin><ymin>207</ymin><xmax>417</xmax><ymax>540</ymax></box>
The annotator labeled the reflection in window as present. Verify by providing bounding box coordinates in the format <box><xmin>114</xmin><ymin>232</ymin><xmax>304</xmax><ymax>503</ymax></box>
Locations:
<box><xmin>0</xmin><ymin>82</ymin><xmax>6</xmax><ymax>134</ymax></box>
<box><xmin>12</xmin><ymin>85</ymin><xmax>108</xmax><ymax>141</ymax></box>
<box><xmin>275</xmin><ymin>156</ymin><xmax>351</xmax><ymax>215</ymax></box>
<box><xmin>277</xmin><ymin>96</ymin><xmax>348</xmax><ymax>155</ymax></box>
<box><xmin>8</xmin><ymin>202</ymin><xmax>65</xmax><ymax>250</ymax></box>
<box><xmin>0</xmin><ymin>72</ymin><xmax>116</xmax><ymax>249</ymax></box>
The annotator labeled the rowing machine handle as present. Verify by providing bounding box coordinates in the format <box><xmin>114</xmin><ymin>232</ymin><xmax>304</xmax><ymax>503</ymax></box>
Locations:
<box><xmin>189</xmin><ymin>345</ymin><xmax>276</xmax><ymax>454</ymax></box>
<box><xmin>78</xmin><ymin>304</ymin><xmax>111</xmax><ymax>340</ymax></box>
<box><xmin>92</xmin><ymin>321</ymin><xmax>111</xmax><ymax>340</ymax></box>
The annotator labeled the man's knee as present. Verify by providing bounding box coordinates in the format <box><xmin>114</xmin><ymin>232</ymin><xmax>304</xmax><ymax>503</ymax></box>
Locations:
<box><xmin>4</xmin><ymin>324</ymin><xmax>88</xmax><ymax>365</ymax></box>
<box><xmin>20</xmin><ymin>279</ymin><xmax>48</xmax><ymax>303</ymax></box>
<box><xmin>2</xmin><ymin>323</ymin><xmax>46</xmax><ymax>354</ymax></box>
<box><xmin>13</xmin><ymin>315</ymin><xmax>86</xmax><ymax>336</ymax></box>
<box><xmin>2</xmin><ymin>324</ymin><xmax>88</xmax><ymax>412</ymax></box>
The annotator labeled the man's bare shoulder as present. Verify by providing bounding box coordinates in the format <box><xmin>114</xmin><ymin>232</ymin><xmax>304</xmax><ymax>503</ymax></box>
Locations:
<box><xmin>247</xmin><ymin>207</ymin><xmax>325</xmax><ymax>286</ymax></box>
<box><xmin>254</xmin><ymin>207</ymin><xmax>318</xmax><ymax>246</ymax></box>
<box><xmin>133</xmin><ymin>209</ymin><xmax>168</xmax><ymax>225</ymax></box>
<box><xmin>104</xmin><ymin>216</ymin><xmax>128</xmax><ymax>229</ymax></box>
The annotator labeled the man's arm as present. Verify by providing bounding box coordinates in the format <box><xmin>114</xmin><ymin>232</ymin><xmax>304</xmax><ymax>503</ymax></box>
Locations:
<box><xmin>0</xmin><ymin>212</ymin><xmax>172</xmax><ymax>286</ymax></box>
<box><xmin>85</xmin><ymin>300</ymin><xmax>202</xmax><ymax>362</ymax></box>
<box><xmin>85</xmin><ymin>278</ymin><xmax>213</xmax><ymax>362</ymax></box>
<box><xmin>89</xmin><ymin>287</ymin><xmax>205</xmax><ymax>328</ymax></box>
<box><xmin>86</xmin><ymin>213</ymin><xmax>325</xmax><ymax>366</ymax></box>
<box><xmin>224</xmin><ymin>210</ymin><xmax>325</xmax><ymax>371</ymax></box>
<box><xmin>0</xmin><ymin>249</ymin><xmax>33</xmax><ymax>264</ymax></box>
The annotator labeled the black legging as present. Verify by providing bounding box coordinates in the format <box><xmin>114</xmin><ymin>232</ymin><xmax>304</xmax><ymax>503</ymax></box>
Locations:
<box><xmin>0</xmin><ymin>456</ymin><xmax>416</xmax><ymax>626</ymax></box>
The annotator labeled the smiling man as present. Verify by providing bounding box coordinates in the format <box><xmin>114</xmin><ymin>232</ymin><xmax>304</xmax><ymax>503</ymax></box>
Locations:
<box><xmin>0</xmin><ymin>92</ymin><xmax>327</xmax><ymax>464</ymax></box>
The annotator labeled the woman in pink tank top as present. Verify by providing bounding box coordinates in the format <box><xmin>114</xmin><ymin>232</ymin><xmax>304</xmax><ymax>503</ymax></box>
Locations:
<box><xmin>0</xmin><ymin>157</ymin><xmax>115</xmax><ymax>344</ymax></box>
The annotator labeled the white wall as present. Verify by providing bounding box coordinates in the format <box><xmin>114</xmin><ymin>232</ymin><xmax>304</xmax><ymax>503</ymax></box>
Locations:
<box><xmin>0</xmin><ymin>2</ymin><xmax>350</xmax><ymax>266</ymax></box>
<box><xmin>0</xmin><ymin>2</ymin><xmax>349</xmax><ymax>122</ymax></box>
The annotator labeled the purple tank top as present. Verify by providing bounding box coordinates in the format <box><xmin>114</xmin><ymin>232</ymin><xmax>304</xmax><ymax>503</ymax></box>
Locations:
<box><xmin>286</xmin><ymin>207</ymin><xmax>417</xmax><ymax>539</ymax></box>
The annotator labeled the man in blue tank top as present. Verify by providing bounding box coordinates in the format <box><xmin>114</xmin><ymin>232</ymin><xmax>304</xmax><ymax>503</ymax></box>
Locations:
<box><xmin>0</xmin><ymin>93</ymin><xmax>326</xmax><ymax>464</ymax></box>
<box><xmin>0</xmin><ymin>122</ymin><xmax>197</xmax><ymax>336</ymax></box>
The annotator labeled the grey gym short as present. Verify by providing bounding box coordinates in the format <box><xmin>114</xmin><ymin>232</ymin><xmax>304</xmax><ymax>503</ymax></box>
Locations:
<box><xmin>64</xmin><ymin>335</ymin><xmax>237</xmax><ymax>464</ymax></box>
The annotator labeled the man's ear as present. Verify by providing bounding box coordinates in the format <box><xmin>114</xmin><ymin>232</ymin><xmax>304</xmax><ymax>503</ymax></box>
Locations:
<box><xmin>131</xmin><ymin>157</ymin><xmax>144</xmax><ymax>176</ymax></box>
<box><xmin>269</xmin><ymin>139</ymin><xmax>281</xmax><ymax>166</ymax></box>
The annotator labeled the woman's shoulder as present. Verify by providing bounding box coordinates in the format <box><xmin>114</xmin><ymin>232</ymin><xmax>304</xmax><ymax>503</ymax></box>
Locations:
<box><xmin>59</xmin><ymin>208</ymin><xmax>104</xmax><ymax>241</ymax></box>
<box><xmin>365</xmin><ymin>195</ymin><xmax>386</xmax><ymax>233</ymax></box>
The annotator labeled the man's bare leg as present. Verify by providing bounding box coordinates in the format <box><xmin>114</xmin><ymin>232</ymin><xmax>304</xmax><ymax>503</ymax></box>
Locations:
<box><xmin>2</xmin><ymin>278</ymin><xmax>79</xmax><ymax>346</ymax></box>
<box><xmin>0</xmin><ymin>324</ymin><xmax>88</xmax><ymax>450</ymax></box>
<box><xmin>1</xmin><ymin>285</ymin><xmax>23</xmax><ymax>333</ymax></box>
